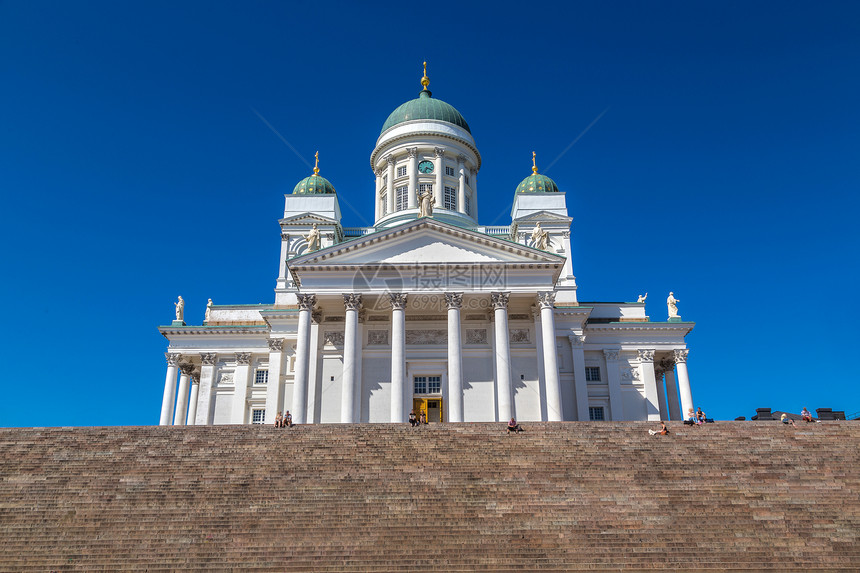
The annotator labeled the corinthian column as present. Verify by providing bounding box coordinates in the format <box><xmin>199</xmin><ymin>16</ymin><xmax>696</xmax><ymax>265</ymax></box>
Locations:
<box><xmin>407</xmin><ymin>147</ymin><xmax>418</xmax><ymax>210</ymax></box>
<box><xmin>386</xmin><ymin>155</ymin><xmax>395</xmax><ymax>215</ymax></box>
<box><xmin>389</xmin><ymin>293</ymin><xmax>407</xmax><ymax>422</ymax></box>
<box><xmin>265</xmin><ymin>339</ymin><xmax>285</xmax><ymax>424</ymax></box>
<box><xmin>492</xmin><ymin>292</ymin><xmax>513</xmax><ymax>421</ymax></box>
<box><xmin>661</xmin><ymin>357</ymin><xmax>681</xmax><ymax>421</ymax></box>
<box><xmin>674</xmin><ymin>349</ymin><xmax>693</xmax><ymax>417</ymax></box>
<box><xmin>568</xmin><ymin>334</ymin><xmax>590</xmax><ymax>421</ymax></box>
<box><xmin>445</xmin><ymin>292</ymin><xmax>464</xmax><ymax>422</ymax></box>
<box><xmin>457</xmin><ymin>155</ymin><xmax>466</xmax><ymax>213</ymax></box>
<box><xmin>537</xmin><ymin>292</ymin><xmax>563</xmax><ymax>421</ymax></box>
<box><xmin>292</xmin><ymin>293</ymin><xmax>315</xmax><ymax>425</ymax></box>
<box><xmin>638</xmin><ymin>349</ymin><xmax>660</xmax><ymax>421</ymax></box>
<box><xmin>174</xmin><ymin>363</ymin><xmax>194</xmax><ymax>426</ymax></box>
<box><xmin>195</xmin><ymin>353</ymin><xmax>217</xmax><ymax>425</ymax></box>
<box><xmin>434</xmin><ymin>147</ymin><xmax>445</xmax><ymax>210</ymax></box>
<box><xmin>231</xmin><ymin>352</ymin><xmax>252</xmax><ymax>424</ymax></box>
<box><xmin>341</xmin><ymin>293</ymin><xmax>362</xmax><ymax>423</ymax></box>
<box><xmin>160</xmin><ymin>352</ymin><xmax>181</xmax><ymax>426</ymax></box>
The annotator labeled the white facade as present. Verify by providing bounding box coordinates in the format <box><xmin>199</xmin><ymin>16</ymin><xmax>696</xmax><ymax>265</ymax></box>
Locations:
<box><xmin>159</xmin><ymin>77</ymin><xmax>695</xmax><ymax>426</ymax></box>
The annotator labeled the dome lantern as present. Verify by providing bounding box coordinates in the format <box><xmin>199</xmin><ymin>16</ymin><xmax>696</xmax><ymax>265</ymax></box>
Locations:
<box><xmin>292</xmin><ymin>151</ymin><xmax>336</xmax><ymax>195</ymax></box>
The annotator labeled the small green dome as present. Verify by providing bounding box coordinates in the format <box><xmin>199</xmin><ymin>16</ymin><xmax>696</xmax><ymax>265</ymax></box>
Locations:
<box><xmin>292</xmin><ymin>174</ymin><xmax>336</xmax><ymax>195</ymax></box>
<box><xmin>381</xmin><ymin>90</ymin><xmax>471</xmax><ymax>135</ymax></box>
<box><xmin>516</xmin><ymin>172</ymin><xmax>560</xmax><ymax>194</ymax></box>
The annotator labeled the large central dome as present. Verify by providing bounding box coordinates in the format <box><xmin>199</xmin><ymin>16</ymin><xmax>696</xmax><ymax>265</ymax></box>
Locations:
<box><xmin>380</xmin><ymin>89</ymin><xmax>471</xmax><ymax>135</ymax></box>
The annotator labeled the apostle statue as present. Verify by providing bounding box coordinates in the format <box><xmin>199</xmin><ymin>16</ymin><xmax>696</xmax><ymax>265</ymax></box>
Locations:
<box><xmin>305</xmin><ymin>223</ymin><xmax>320</xmax><ymax>252</ymax></box>
<box><xmin>174</xmin><ymin>295</ymin><xmax>185</xmax><ymax>321</ymax></box>
<box><xmin>418</xmin><ymin>187</ymin><xmax>435</xmax><ymax>217</ymax></box>
<box><xmin>667</xmin><ymin>292</ymin><xmax>680</xmax><ymax>319</ymax></box>
<box><xmin>531</xmin><ymin>222</ymin><xmax>549</xmax><ymax>251</ymax></box>
<box><xmin>637</xmin><ymin>293</ymin><xmax>648</xmax><ymax>303</ymax></box>
<box><xmin>204</xmin><ymin>298</ymin><xmax>213</xmax><ymax>323</ymax></box>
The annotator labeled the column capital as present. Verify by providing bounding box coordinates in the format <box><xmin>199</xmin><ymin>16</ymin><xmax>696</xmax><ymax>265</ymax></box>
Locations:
<box><xmin>311</xmin><ymin>310</ymin><xmax>322</xmax><ymax>324</ymax></box>
<box><xmin>375</xmin><ymin>167</ymin><xmax>385</xmax><ymax>177</ymax></box>
<box><xmin>659</xmin><ymin>357</ymin><xmax>676</xmax><ymax>370</ymax></box>
<box><xmin>638</xmin><ymin>349</ymin><xmax>656</xmax><ymax>363</ymax></box>
<box><xmin>179</xmin><ymin>363</ymin><xmax>195</xmax><ymax>376</ymax></box>
<box><xmin>191</xmin><ymin>371</ymin><xmax>200</xmax><ymax>385</ymax></box>
<box><xmin>444</xmin><ymin>292</ymin><xmax>463</xmax><ymax>310</ymax></box>
<box><xmin>434</xmin><ymin>146</ymin><xmax>445</xmax><ymax>158</ymax></box>
<box><xmin>236</xmin><ymin>352</ymin><xmax>252</xmax><ymax>365</ymax></box>
<box><xmin>200</xmin><ymin>352</ymin><xmax>217</xmax><ymax>365</ymax></box>
<box><xmin>457</xmin><ymin>154</ymin><xmax>466</xmax><ymax>164</ymax></box>
<box><xmin>165</xmin><ymin>352</ymin><xmax>182</xmax><ymax>366</ymax></box>
<box><xmin>407</xmin><ymin>147</ymin><xmax>418</xmax><ymax>158</ymax></box>
<box><xmin>491</xmin><ymin>292</ymin><xmax>510</xmax><ymax>310</ymax></box>
<box><xmin>385</xmin><ymin>153</ymin><xmax>395</xmax><ymax>165</ymax></box>
<box><xmin>603</xmin><ymin>349</ymin><xmax>620</xmax><ymax>361</ymax></box>
<box><xmin>296</xmin><ymin>293</ymin><xmax>316</xmax><ymax>310</ymax></box>
<box><xmin>343</xmin><ymin>293</ymin><xmax>363</xmax><ymax>311</ymax></box>
<box><xmin>568</xmin><ymin>334</ymin><xmax>585</xmax><ymax>347</ymax></box>
<box><xmin>673</xmin><ymin>348</ymin><xmax>689</xmax><ymax>363</ymax></box>
<box><xmin>389</xmin><ymin>292</ymin><xmax>408</xmax><ymax>310</ymax></box>
<box><xmin>537</xmin><ymin>291</ymin><xmax>556</xmax><ymax>309</ymax></box>
<box><xmin>267</xmin><ymin>339</ymin><xmax>284</xmax><ymax>352</ymax></box>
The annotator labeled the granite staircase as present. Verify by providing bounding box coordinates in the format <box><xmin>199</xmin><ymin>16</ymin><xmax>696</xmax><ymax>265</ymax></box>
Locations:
<box><xmin>1</xmin><ymin>422</ymin><xmax>858</xmax><ymax>571</ymax></box>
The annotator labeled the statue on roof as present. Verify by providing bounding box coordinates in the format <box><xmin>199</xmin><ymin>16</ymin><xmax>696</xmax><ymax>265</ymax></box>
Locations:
<box><xmin>204</xmin><ymin>298</ymin><xmax>212</xmax><ymax>323</ymax></box>
<box><xmin>305</xmin><ymin>223</ymin><xmax>321</xmax><ymax>252</ymax></box>
<box><xmin>531</xmin><ymin>222</ymin><xmax>549</xmax><ymax>251</ymax></box>
<box><xmin>418</xmin><ymin>187</ymin><xmax>435</xmax><ymax>218</ymax></box>
<box><xmin>667</xmin><ymin>292</ymin><xmax>680</xmax><ymax>319</ymax></box>
<box><xmin>174</xmin><ymin>296</ymin><xmax>184</xmax><ymax>321</ymax></box>
<box><xmin>637</xmin><ymin>293</ymin><xmax>648</xmax><ymax>303</ymax></box>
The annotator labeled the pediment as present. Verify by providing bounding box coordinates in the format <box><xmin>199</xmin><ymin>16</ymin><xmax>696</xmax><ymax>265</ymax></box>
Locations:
<box><xmin>279</xmin><ymin>213</ymin><xmax>339</xmax><ymax>226</ymax></box>
<box><xmin>513</xmin><ymin>210</ymin><xmax>573</xmax><ymax>224</ymax></box>
<box><xmin>289</xmin><ymin>218</ymin><xmax>565</xmax><ymax>267</ymax></box>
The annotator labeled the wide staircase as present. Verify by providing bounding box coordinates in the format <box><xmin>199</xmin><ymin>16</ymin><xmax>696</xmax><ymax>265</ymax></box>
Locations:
<box><xmin>1</xmin><ymin>422</ymin><xmax>858</xmax><ymax>572</ymax></box>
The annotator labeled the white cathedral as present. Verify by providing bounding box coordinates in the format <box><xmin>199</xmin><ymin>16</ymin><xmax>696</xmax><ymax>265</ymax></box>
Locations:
<box><xmin>158</xmin><ymin>66</ymin><xmax>695</xmax><ymax>427</ymax></box>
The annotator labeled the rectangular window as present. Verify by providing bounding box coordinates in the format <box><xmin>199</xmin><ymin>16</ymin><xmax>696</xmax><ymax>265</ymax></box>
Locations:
<box><xmin>585</xmin><ymin>367</ymin><xmax>601</xmax><ymax>382</ymax></box>
<box><xmin>589</xmin><ymin>407</ymin><xmax>605</xmax><ymax>421</ymax></box>
<box><xmin>395</xmin><ymin>186</ymin><xmax>408</xmax><ymax>211</ymax></box>
<box><xmin>254</xmin><ymin>370</ymin><xmax>268</xmax><ymax>385</ymax></box>
<box><xmin>413</xmin><ymin>376</ymin><xmax>441</xmax><ymax>394</ymax></box>
<box><xmin>445</xmin><ymin>166</ymin><xmax>455</xmax><ymax>176</ymax></box>
<box><xmin>380</xmin><ymin>193</ymin><xmax>387</xmax><ymax>216</ymax></box>
<box><xmin>252</xmin><ymin>409</ymin><xmax>266</xmax><ymax>424</ymax></box>
<box><xmin>419</xmin><ymin>183</ymin><xmax>432</xmax><ymax>194</ymax></box>
<box><xmin>465</xmin><ymin>175</ymin><xmax>470</xmax><ymax>186</ymax></box>
<box><xmin>383</xmin><ymin>174</ymin><xmax>388</xmax><ymax>187</ymax></box>
<box><xmin>444</xmin><ymin>186</ymin><xmax>457</xmax><ymax>210</ymax></box>
<box><xmin>464</xmin><ymin>194</ymin><xmax>471</xmax><ymax>215</ymax></box>
<box><xmin>397</xmin><ymin>165</ymin><xmax>407</xmax><ymax>177</ymax></box>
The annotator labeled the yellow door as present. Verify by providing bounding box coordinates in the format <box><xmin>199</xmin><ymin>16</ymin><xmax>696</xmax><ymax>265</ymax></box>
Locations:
<box><xmin>412</xmin><ymin>398</ymin><xmax>443</xmax><ymax>423</ymax></box>
<box><xmin>412</xmin><ymin>398</ymin><xmax>426</xmax><ymax>422</ymax></box>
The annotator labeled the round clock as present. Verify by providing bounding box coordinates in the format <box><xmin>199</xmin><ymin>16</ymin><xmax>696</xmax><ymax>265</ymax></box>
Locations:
<box><xmin>418</xmin><ymin>160</ymin><xmax>434</xmax><ymax>174</ymax></box>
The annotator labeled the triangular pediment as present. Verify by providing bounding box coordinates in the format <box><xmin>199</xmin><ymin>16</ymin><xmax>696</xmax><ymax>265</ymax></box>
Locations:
<box><xmin>279</xmin><ymin>213</ymin><xmax>339</xmax><ymax>226</ymax></box>
<box><xmin>289</xmin><ymin>218</ymin><xmax>564</xmax><ymax>267</ymax></box>
<box><xmin>513</xmin><ymin>210</ymin><xmax>573</xmax><ymax>224</ymax></box>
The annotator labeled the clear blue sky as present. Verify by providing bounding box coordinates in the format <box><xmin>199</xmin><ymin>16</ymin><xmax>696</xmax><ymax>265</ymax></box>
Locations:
<box><xmin>2</xmin><ymin>1</ymin><xmax>858</xmax><ymax>426</ymax></box>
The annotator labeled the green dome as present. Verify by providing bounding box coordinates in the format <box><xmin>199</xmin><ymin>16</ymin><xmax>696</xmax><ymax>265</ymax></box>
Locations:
<box><xmin>381</xmin><ymin>90</ymin><xmax>471</xmax><ymax>135</ymax></box>
<box><xmin>292</xmin><ymin>174</ymin><xmax>336</xmax><ymax>195</ymax></box>
<box><xmin>516</xmin><ymin>172</ymin><xmax>560</xmax><ymax>194</ymax></box>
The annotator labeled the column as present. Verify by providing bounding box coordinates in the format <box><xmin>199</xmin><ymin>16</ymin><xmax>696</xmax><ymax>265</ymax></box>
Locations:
<box><xmin>674</xmin><ymin>349</ymin><xmax>694</xmax><ymax>417</ymax></box>
<box><xmin>492</xmin><ymin>292</ymin><xmax>513</xmax><ymax>421</ymax></box>
<box><xmin>231</xmin><ymin>352</ymin><xmax>252</xmax><ymax>424</ymax></box>
<box><xmin>434</xmin><ymin>147</ymin><xmax>445</xmax><ymax>211</ymax></box>
<box><xmin>445</xmin><ymin>292</ymin><xmax>464</xmax><ymax>422</ymax></box>
<box><xmin>471</xmin><ymin>168</ymin><xmax>478</xmax><ymax>220</ymax></box>
<box><xmin>407</xmin><ymin>147</ymin><xmax>418</xmax><ymax>210</ymax></box>
<box><xmin>195</xmin><ymin>353</ymin><xmax>217</xmax><ymax>425</ymax></box>
<box><xmin>389</xmin><ymin>293</ymin><xmax>407</xmax><ymax>422</ymax></box>
<box><xmin>638</xmin><ymin>349</ymin><xmax>660</xmax><ymax>421</ymax></box>
<box><xmin>457</xmin><ymin>155</ymin><xmax>466</xmax><ymax>214</ymax></box>
<box><xmin>291</xmin><ymin>293</ymin><xmax>315</xmax><ymax>425</ymax></box>
<box><xmin>538</xmin><ymin>292</ymin><xmax>563</xmax><ymax>421</ymax></box>
<box><xmin>654</xmin><ymin>367</ymin><xmax>669</xmax><ymax>420</ymax></box>
<box><xmin>173</xmin><ymin>363</ymin><xmax>193</xmax><ymax>426</ymax></box>
<box><xmin>662</xmin><ymin>359</ymin><xmax>681</xmax><ymax>420</ymax></box>
<box><xmin>374</xmin><ymin>168</ymin><xmax>383</xmax><ymax>220</ymax></box>
<box><xmin>385</xmin><ymin>155</ymin><xmax>395</xmax><ymax>215</ymax></box>
<box><xmin>341</xmin><ymin>294</ymin><xmax>362</xmax><ymax>423</ymax></box>
<box><xmin>160</xmin><ymin>352</ymin><xmax>181</xmax><ymax>426</ymax></box>
<box><xmin>264</xmin><ymin>339</ymin><xmax>285</xmax><ymax>424</ymax></box>
<box><xmin>603</xmin><ymin>349</ymin><xmax>624</xmax><ymax>420</ymax></box>
<box><xmin>186</xmin><ymin>371</ymin><xmax>200</xmax><ymax>425</ymax></box>
<box><xmin>568</xmin><ymin>334</ymin><xmax>590</xmax><ymax>421</ymax></box>
<box><xmin>532</xmin><ymin>307</ymin><xmax>545</xmax><ymax>417</ymax></box>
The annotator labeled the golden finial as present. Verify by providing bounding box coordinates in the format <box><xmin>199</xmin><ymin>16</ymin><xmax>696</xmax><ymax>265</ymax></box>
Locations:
<box><xmin>532</xmin><ymin>151</ymin><xmax>538</xmax><ymax>174</ymax></box>
<box><xmin>313</xmin><ymin>151</ymin><xmax>320</xmax><ymax>175</ymax></box>
<box><xmin>421</xmin><ymin>61</ymin><xmax>430</xmax><ymax>90</ymax></box>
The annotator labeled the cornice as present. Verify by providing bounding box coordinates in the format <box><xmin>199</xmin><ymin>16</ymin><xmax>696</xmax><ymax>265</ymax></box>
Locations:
<box><xmin>371</xmin><ymin>128</ymin><xmax>482</xmax><ymax>170</ymax></box>
<box><xmin>586</xmin><ymin>322</ymin><xmax>695</xmax><ymax>334</ymax></box>
<box><xmin>159</xmin><ymin>325</ymin><xmax>270</xmax><ymax>338</ymax></box>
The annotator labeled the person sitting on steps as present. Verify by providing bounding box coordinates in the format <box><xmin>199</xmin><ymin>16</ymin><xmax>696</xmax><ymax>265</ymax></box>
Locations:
<box><xmin>781</xmin><ymin>413</ymin><xmax>797</xmax><ymax>427</ymax></box>
<box><xmin>696</xmin><ymin>407</ymin><xmax>707</xmax><ymax>424</ymax></box>
<box><xmin>274</xmin><ymin>411</ymin><xmax>283</xmax><ymax>428</ymax></box>
<box><xmin>419</xmin><ymin>411</ymin><xmax>427</xmax><ymax>425</ymax></box>
<box><xmin>284</xmin><ymin>411</ymin><xmax>293</xmax><ymax>428</ymax></box>
<box><xmin>685</xmin><ymin>408</ymin><xmax>699</xmax><ymax>426</ymax></box>
<box><xmin>649</xmin><ymin>421</ymin><xmax>670</xmax><ymax>436</ymax></box>
<box><xmin>408</xmin><ymin>410</ymin><xmax>418</xmax><ymax>428</ymax></box>
<box><xmin>507</xmin><ymin>418</ymin><xmax>524</xmax><ymax>434</ymax></box>
<box><xmin>801</xmin><ymin>407</ymin><xmax>814</xmax><ymax>423</ymax></box>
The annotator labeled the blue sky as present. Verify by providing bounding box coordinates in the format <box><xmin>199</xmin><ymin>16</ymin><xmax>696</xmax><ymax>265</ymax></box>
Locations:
<box><xmin>1</xmin><ymin>1</ymin><xmax>858</xmax><ymax>426</ymax></box>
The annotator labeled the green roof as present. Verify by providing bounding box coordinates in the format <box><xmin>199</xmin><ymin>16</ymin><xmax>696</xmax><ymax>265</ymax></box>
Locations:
<box><xmin>516</xmin><ymin>172</ymin><xmax>560</xmax><ymax>194</ymax></box>
<box><xmin>381</xmin><ymin>90</ymin><xmax>471</xmax><ymax>135</ymax></box>
<box><xmin>292</xmin><ymin>174</ymin><xmax>336</xmax><ymax>195</ymax></box>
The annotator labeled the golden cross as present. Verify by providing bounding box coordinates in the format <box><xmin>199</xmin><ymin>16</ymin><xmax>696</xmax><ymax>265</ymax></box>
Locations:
<box><xmin>421</xmin><ymin>61</ymin><xmax>430</xmax><ymax>90</ymax></box>
<box><xmin>313</xmin><ymin>151</ymin><xmax>319</xmax><ymax>175</ymax></box>
<box><xmin>532</xmin><ymin>151</ymin><xmax>538</xmax><ymax>174</ymax></box>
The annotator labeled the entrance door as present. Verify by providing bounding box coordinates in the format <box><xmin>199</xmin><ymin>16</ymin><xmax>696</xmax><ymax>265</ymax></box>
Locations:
<box><xmin>412</xmin><ymin>398</ymin><xmax>443</xmax><ymax>423</ymax></box>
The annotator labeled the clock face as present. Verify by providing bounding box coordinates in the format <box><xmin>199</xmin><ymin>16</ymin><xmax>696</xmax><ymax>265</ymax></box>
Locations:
<box><xmin>418</xmin><ymin>160</ymin><xmax>434</xmax><ymax>174</ymax></box>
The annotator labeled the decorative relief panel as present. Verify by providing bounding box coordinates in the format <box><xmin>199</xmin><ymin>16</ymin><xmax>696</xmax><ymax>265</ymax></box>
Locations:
<box><xmin>406</xmin><ymin>330</ymin><xmax>447</xmax><ymax>345</ymax></box>
<box><xmin>621</xmin><ymin>368</ymin><xmax>641</xmax><ymax>382</ymax></box>
<box><xmin>509</xmin><ymin>329</ymin><xmax>530</xmax><ymax>344</ymax></box>
<box><xmin>218</xmin><ymin>372</ymin><xmax>234</xmax><ymax>386</ymax></box>
<box><xmin>368</xmin><ymin>330</ymin><xmax>389</xmax><ymax>346</ymax></box>
<box><xmin>324</xmin><ymin>331</ymin><xmax>344</xmax><ymax>346</ymax></box>
<box><xmin>509</xmin><ymin>314</ymin><xmax>530</xmax><ymax>321</ymax></box>
<box><xmin>465</xmin><ymin>328</ymin><xmax>488</xmax><ymax>345</ymax></box>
